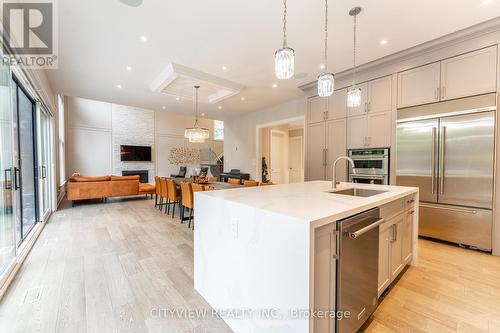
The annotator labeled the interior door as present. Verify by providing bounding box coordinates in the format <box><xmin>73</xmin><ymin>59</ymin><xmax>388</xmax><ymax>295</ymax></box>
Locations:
<box><xmin>396</xmin><ymin>118</ymin><xmax>438</xmax><ymax>203</ymax></box>
<box><xmin>0</xmin><ymin>49</ymin><xmax>16</xmax><ymax>276</ymax></box>
<box><xmin>270</xmin><ymin>130</ymin><xmax>286</xmax><ymax>184</ymax></box>
<box><xmin>438</xmin><ymin>111</ymin><xmax>495</xmax><ymax>208</ymax></box>
<box><xmin>288</xmin><ymin>136</ymin><xmax>304</xmax><ymax>183</ymax></box>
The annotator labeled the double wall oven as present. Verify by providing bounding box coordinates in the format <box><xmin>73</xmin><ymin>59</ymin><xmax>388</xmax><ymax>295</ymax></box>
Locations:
<box><xmin>348</xmin><ymin>148</ymin><xmax>390</xmax><ymax>185</ymax></box>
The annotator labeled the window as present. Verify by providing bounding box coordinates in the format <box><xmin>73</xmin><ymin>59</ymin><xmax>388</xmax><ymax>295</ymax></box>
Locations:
<box><xmin>214</xmin><ymin>120</ymin><xmax>224</xmax><ymax>141</ymax></box>
<box><xmin>57</xmin><ymin>95</ymin><xmax>65</xmax><ymax>185</ymax></box>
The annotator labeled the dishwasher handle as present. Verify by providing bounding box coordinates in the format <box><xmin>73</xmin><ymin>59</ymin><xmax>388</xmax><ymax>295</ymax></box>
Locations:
<box><xmin>347</xmin><ymin>218</ymin><xmax>385</xmax><ymax>239</ymax></box>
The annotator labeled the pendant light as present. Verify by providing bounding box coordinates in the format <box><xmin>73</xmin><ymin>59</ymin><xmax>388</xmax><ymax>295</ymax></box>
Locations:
<box><xmin>275</xmin><ymin>0</ymin><xmax>295</xmax><ymax>79</ymax></box>
<box><xmin>185</xmin><ymin>85</ymin><xmax>209</xmax><ymax>143</ymax></box>
<box><xmin>317</xmin><ymin>0</ymin><xmax>334</xmax><ymax>97</ymax></box>
<box><xmin>346</xmin><ymin>7</ymin><xmax>362</xmax><ymax>108</ymax></box>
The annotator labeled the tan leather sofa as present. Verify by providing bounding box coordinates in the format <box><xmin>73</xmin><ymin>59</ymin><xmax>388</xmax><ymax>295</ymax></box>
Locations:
<box><xmin>67</xmin><ymin>175</ymin><xmax>153</xmax><ymax>205</ymax></box>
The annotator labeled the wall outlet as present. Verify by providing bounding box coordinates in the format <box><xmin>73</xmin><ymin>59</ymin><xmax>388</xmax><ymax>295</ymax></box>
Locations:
<box><xmin>230</xmin><ymin>218</ymin><xmax>239</xmax><ymax>239</ymax></box>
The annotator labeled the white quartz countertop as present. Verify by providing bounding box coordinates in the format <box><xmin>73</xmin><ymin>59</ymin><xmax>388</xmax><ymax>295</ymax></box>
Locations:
<box><xmin>197</xmin><ymin>181</ymin><xmax>418</xmax><ymax>225</ymax></box>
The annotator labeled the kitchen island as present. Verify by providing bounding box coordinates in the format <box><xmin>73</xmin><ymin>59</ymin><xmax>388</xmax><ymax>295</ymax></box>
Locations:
<box><xmin>194</xmin><ymin>181</ymin><xmax>418</xmax><ymax>333</ymax></box>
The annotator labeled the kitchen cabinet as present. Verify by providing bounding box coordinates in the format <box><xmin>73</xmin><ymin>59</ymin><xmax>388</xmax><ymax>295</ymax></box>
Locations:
<box><xmin>397</xmin><ymin>46</ymin><xmax>498</xmax><ymax>108</ymax></box>
<box><xmin>347</xmin><ymin>115</ymin><xmax>367</xmax><ymax>149</ymax></box>
<box><xmin>402</xmin><ymin>208</ymin><xmax>415</xmax><ymax>264</ymax></box>
<box><xmin>378</xmin><ymin>223</ymin><xmax>392</xmax><ymax>296</ymax></box>
<box><xmin>389</xmin><ymin>214</ymin><xmax>405</xmax><ymax>280</ymax></box>
<box><xmin>397</xmin><ymin>62</ymin><xmax>441</xmax><ymax>108</ymax></box>
<box><xmin>347</xmin><ymin>111</ymin><xmax>391</xmax><ymax>149</ymax></box>
<box><xmin>378</xmin><ymin>195</ymin><xmax>415</xmax><ymax>296</ymax></box>
<box><xmin>306</xmin><ymin>122</ymin><xmax>326</xmax><ymax>181</ymax></box>
<box><xmin>313</xmin><ymin>223</ymin><xmax>337</xmax><ymax>333</ymax></box>
<box><xmin>346</xmin><ymin>82</ymin><xmax>368</xmax><ymax>117</ymax></box>
<box><xmin>327</xmin><ymin>88</ymin><xmax>347</xmax><ymax>120</ymax></box>
<box><xmin>307</xmin><ymin>95</ymin><xmax>328</xmax><ymax>124</ymax></box>
<box><xmin>368</xmin><ymin>76</ymin><xmax>392</xmax><ymax>114</ymax></box>
<box><xmin>440</xmin><ymin>46</ymin><xmax>497</xmax><ymax>101</ymax></box>
<box><xmin>325</xmin><ymin>119</ymin><xmax>347</xmax><ymax>181</ymax></box>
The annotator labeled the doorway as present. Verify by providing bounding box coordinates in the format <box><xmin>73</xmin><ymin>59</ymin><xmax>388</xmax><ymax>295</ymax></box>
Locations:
<box><xmin>257</xmin><ymin>118</ymin><xmax>305</xmax><ymax>184</ymax></box>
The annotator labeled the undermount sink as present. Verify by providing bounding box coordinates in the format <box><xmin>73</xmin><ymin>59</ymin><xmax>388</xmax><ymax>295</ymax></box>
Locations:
<box><xmin>328</xmin><ymin>188</ymin><xmax>388</xmax><ymax>197</ymax></box>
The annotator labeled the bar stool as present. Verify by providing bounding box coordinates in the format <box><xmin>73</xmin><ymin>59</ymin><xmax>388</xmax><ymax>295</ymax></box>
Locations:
<box><xmin>166</xmin><ymin>178</ymin><xmax>180</xmax><ymax>218</ymax></box>
<box><xmin>180</xmin><ymin>182</ymin><xmax>194</xmax><ymax>227</ymax></box>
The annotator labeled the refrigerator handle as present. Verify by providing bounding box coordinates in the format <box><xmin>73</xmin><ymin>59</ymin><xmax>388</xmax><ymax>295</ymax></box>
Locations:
<box><xmin>431</xmin><ymin>127</ymin><xmax>436</xmax><ymax>194</ymax></box>
<box><xmin>439</xmin><ymin>126</ymin><xmax>446</xmax><ymax>195</ymax></box>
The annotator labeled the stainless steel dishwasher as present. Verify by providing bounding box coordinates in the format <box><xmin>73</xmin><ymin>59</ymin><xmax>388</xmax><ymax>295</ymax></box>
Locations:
<box><xmin>336</xmin><ymin>207</ymin><xmax>384</xmax><ymax>333</ymax></box>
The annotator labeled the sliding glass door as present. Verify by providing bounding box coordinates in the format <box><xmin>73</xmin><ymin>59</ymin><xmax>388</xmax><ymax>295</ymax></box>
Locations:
<box><xmin>0</xmin><ymin>50</ymin><xmax>16</xmax><ymax>275</ymax></box>
<box><xmin>39</xmin><ymin>110</ymin><xmax>53</xmax><ymax>219</ymax></box>
<box><xmin>12</xmin><ymin>79</ymin><xmax>39</xmax><ymax>243</ymax></box>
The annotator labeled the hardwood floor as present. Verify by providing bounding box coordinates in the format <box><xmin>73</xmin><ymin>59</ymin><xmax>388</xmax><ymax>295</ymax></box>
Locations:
<box><xmin>0</xmin><ymin>197</ymin><xmax>499</xmax><ymax>332</ymax></box>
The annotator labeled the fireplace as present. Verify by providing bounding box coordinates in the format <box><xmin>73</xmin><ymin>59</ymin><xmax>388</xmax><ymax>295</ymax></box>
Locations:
<box><xmin>122</xmin><ymin>170</ymin><xmax>149</xmax><ymax>183</ymax></box>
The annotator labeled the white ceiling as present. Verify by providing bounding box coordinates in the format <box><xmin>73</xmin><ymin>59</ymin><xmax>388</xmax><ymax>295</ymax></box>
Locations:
<box><xmin>46</xmin><ymin>0</ymin><xmax>500</xmax><ymax>119</ymax></box>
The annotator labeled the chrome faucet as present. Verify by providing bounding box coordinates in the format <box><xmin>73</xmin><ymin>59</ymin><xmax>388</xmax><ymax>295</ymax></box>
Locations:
<box><xmin>332</xmin><ymin>156</ymin><xmax>356</xmax><ymax>189</ymax></box>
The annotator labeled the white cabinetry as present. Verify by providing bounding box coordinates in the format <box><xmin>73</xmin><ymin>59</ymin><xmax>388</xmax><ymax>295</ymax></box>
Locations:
<box><xmin>306</xmin><ymin>122</ymin><xmax>326</xmax><ymax>181</ymax></box>
<box><xmin>307</xmin><ymin>96</ymin><xmax>328</xmax><ymax>124</ymax></box>
<box><xmin>397</xmin><ymin>46</ymin><xmax>497</xmax><ymax>108</ymax></box>
<box><xmin>441</xmin><ymin>46</ymin><xmax>497</xmax><ymax>101</ymax></box>
<box><xmin>327</xmin><ymin>89</ymin><xmax>347</xmax><ymax>120</ymax></box>
<box><xmin>347</xmin><ymin>111</ymin><xmax>391</xmax><ymax>149</ymax></box>
<box><xmin>378</xmin><ymin>194</ymin><xmax>416</xmax><ymax>297</ymax></box>
<box><xmin>325</xmin><ymin>119</ymin><xmax>347</xmax><ymax>181</ymax></box>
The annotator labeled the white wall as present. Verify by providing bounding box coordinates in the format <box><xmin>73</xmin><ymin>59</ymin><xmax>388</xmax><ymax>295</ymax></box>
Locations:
<box><xmin>223</xmin><ymin>97</ymin><xmax>306</xmax><ymax>180</ymax></box>
<box><xmin>66</xmin><ymin>96</ymin><xmax>223</xmax><ymax>182</ymax></box>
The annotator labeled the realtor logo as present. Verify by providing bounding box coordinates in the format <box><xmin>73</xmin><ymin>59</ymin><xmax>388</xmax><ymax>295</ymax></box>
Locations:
<box><xmin>1</xmin><ymin>0</ymin><xmax>58</xmax><ymax>68</ymax></box>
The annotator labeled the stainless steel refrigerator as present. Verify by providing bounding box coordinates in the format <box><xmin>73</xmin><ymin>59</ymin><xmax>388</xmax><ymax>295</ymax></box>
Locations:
<box><xmin>396</xmin><ymin>108</ymin><xmax>495</xmax><ymax>251</ymax></box>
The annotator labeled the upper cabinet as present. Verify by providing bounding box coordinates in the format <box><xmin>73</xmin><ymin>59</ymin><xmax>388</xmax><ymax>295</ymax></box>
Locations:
<box><xmin>397</xmin><ymin>62</ymin><xmax>441</xmax><ymax>108</ymax></box>
<box><xmin>327</xmin><ymin>88</ymin><xmax>347</xmax><ymax>120</ymax></box>
<box><xmin>441</xmin><ymin>46</ymin><xmax>497</xmax><ymax>101</ymax></box>
<box><xmin>397</xmin><ymin>46</ymin><xmax>497</xmax><ymax>108</ymax></box>
<box><xmin>368</xmin><ymin>76</ymin><xmax>393</xmax><ymax>114</ymax></box>
<box><xmin>307</xmin><ymin>96</ymin><xmax>328</xmax><ymax>124</ymax></box>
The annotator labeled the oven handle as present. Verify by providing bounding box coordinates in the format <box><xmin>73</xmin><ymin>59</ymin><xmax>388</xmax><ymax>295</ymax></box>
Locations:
<box><xmin>350</xmin><ymin>156</ymin><xmax>388</xmax><ymax>161</ymax></box>
<box><xmin>347</xmin><ymin>218</ymin><xmax>385</xmax><ymax>239</ymax></box>
<box><xmin>350</xmin><ymin>174</ymin><xmax>386</xmax><ymax>179</ymax></box>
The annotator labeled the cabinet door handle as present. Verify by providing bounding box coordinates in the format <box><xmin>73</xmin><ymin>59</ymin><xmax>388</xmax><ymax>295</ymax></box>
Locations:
<box><xmin>364</xmin><ymin>102</ymin><xmax>368</xmax><ymax>113</ymax></box>
<box><xmin>435</xmin><ymin>87</ymin><xmax>440</xmax><ymax>101</ymax></box>
<box><xmin>367</xmin><ymin>101</ymin><xmax>371</xmax><ymax>112</ymax></box>
<box><xmin>441</xmin><ymin>86</ymin><xmax>446</xmax><ymax>99</ymax></box>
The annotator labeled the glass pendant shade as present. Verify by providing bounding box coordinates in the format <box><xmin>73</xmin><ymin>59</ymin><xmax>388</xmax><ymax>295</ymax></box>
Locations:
<box><xmin>347</xmin><ymin>87</ymin><xmax>362</xmax><ymax>108</ymax></box>
<box><xmin>275</xmin><ymin>47</ymin><xmax>295</xmax><ymax>80</ymax></box>
<box><xmin>317</xmin><ymin>73</ymin><xmax>334</xmax><ymax>97</ymax></box>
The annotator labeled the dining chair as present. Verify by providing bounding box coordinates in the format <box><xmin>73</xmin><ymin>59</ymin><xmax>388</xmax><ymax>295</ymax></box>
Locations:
<box><xmin>228</xmin><ymin>178</ymin><xmax>241</xmax><ymax>185</ymax></box>
<box><xmin>180</xmin><ymin>182</ymin><xmax>194</xmax><ymax>227</ymax></box>
<box><xmin>159</xmin><ymin>177</ymin><xmax>168</xmax><ymax>211</ymax></box>
<box><xmin>154</xmin><ymin>176</ymin><xmax>161</xmax><ymax>207</ymax></box>
<box><xmin>166</xmin><ymin>178</ymin><xmax>180</xmax><ymax>218</ymax></box>
<box><xmin>208</xmin><ymin>176</ymin><xmax>219</xmax><ymax>182</ymax></box>
<box><xmin>260</xmin><ymin>182</ymin><xmax>274</xmax><ymax>186</ymax></box>
<box><xmin>243</xmin><ymin>180</ymin><xmax>259</xmax><ymax>187</ymax></box>
<box><xmin>191</xmin><ymin>183</ymin><xmax>205</xmax><ymax>192</ymax></box>
<box><xmin>203</xmin><ymin>185</ymin><xmax>216</xmax><ymax>191</ymax></box>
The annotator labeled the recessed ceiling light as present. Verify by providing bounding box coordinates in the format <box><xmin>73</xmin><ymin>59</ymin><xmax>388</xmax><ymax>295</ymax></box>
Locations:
<box><xmin>380</xmin><ymin>39</ymin><xmax>388</xmax><ymax>45</ymax></box>
<box><xmin>140</xmin><ymin>35</ymin><xmax>148</xmax><ymax>42</ymax></box>
<box><xmin>175</xmin><ymin>96</ymin><xmax>180</xmax><ymax>101</ymax></box>
<box><xmin>222</xmin><ymin>65</ymin><xmax>227</xmax><ymax>71</ymax></box>
<box><xmin>117</xmin><ymin>84</ymin><xmax>122</xmax><ymax>89</ymax></box>
<box><xmin>319</xmin><ymin>64</ymin><xmax>325</xmax><ymax>70</ymax></box>
<box><xmin>201</xmin><ymin>113</ymin><xmax>205</xmax><ymax>117</ymax></box>
<box><xmin>126</xmin><ymin>65</ymin><xmax>132</xmax><ymax>71</ymax></box>
<box><xmin>120</xmin><ymin>0</ymin><xmax>143</xmax><ymax>7</ymax></box>
<box><xmin>481</xmin><ymin>0</ymin><xmax>493</xmax><ymax>4</ymax></box>
<box><xmin>272</xmin><ymin>83</ymin><xmax>278</xmax><ymax>88</ymax></box>
<box><xmin>240</xmin><ymin>97</ymin><xmax>245</xmax><ymax>101</ymax></box>
<box><xmin>218</xmin><ymin>106</ymin><xmax>222</xmax><ymax>110</ymax></box>
<box><xmin>162</xmin><ymin>106</ymin><xmax>166</xmax><ymax>110</ymax></box>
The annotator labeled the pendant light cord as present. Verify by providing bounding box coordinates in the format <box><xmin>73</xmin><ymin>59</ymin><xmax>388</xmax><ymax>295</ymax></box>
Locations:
<box><xmin>194</xmin><ymin>86</ymin><xmax>199</xmax><ymax>127</ymax></box>
<box><xmin>283</xmin><ymin>0</ymin><xmax>288</xmax><ymax>48</ymax></box>
<box><xmin>352</xmin><ymin>13</ymin><xmax>357</xmax><ymax>87</ymax></box>
<box><xmin>324</xmin><ymin>0</ymin><xmax>328</xmax><ymax>72</ymax></box>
